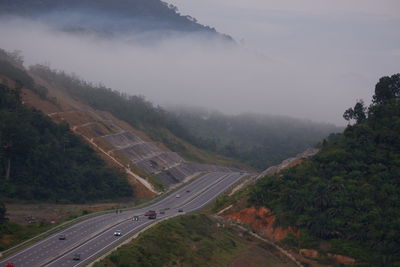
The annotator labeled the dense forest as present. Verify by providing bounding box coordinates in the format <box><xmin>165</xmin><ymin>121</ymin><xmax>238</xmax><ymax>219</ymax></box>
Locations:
<box><xmin>0</xmin><ymin>57</ymin><xmax>133</xmax><ymax>203</ymax></box>
<box><xmin>169</xmin><ymin>107</ymin><xmax>340</xmax><ymax>170</ymax></box>
<box><xmin>250</xmin><ymin>74</ymin><xmax>400</xmax><ymax>265</ymax></box>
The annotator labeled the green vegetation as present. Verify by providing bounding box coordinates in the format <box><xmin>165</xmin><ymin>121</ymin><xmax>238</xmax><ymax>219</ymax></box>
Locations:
<box><xmin>94</xmin><ymin>214</ymin><xmax>295</xmax><ymax>267</ymax></box>
<box><xmin>0</xmin><ymin>49</ymin><xmax>48</xmax><ymax>99</ymax></box>
<box><xmin>0</xmin><ymin>80</ymin><xmax>133</xmax><ymax>203</ymax></box>
<box><xmin>0</xmin><ymin>220</ymin><xmax>57</xmax><ymax>251</ymax></box>
<box><xmin>249</xmin><ymin>74</ymin><xmax>400</xmax><ymax>265</ymax></box>
<box><xmin>0</xmin><ymin>202</ymin><xmax>5</xmax><ymax>223</ymax></box>
<box><xmin>169</xmin><ymin>107</ymin><xmax>340</xmax><ymax>170</ymax></box>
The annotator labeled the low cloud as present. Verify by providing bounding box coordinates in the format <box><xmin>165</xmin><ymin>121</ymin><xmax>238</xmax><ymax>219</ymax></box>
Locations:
<box><xmin>0</xmin><ymin>17</ymin><xmax>390</xmax><ymax>125</ymax></box>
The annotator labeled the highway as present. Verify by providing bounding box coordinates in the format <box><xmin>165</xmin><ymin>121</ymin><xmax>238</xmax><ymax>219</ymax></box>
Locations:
<box><xmin>0</xmin><ymin>172</ymin><xmax>247</xmax><ymax>267</ymax></box>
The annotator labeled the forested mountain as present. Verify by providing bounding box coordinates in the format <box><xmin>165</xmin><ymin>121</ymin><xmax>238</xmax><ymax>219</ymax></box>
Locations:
<box><xmin>0</xmin><ymin>53</ymin><xmax>133</xmax><ymax>203</ymax></box>
<box><xmin>168</xmin><ymin>107</ymin><xmax>341</xmax><ymax>170</ymax></box>
<box><xmin>0</xmin><ymin>0</ymin><xmax>231</xmax><ymax>40</ymax></box>
<box><xmin>250</xmin><ymin>74</ymin><xmax>400</xmax><ymax>265</ymax></box>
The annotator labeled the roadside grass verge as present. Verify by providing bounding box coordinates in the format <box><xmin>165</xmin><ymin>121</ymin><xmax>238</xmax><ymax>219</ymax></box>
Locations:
<box><xmin>94</xmin><ymin>214</ymin><xmax>297</xmax><ymax>267</ymax></box>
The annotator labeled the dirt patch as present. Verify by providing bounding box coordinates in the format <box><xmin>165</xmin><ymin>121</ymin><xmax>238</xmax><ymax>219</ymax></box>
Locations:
<box><xmin>225</xmin><ymin>206</ymin><xmax>298</xmax><ymax>242</ymax></box>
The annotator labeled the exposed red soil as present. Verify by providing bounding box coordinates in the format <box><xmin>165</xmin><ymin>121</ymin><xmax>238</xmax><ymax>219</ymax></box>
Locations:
<box><xmin>224</xmin><ymin>149</ymin><xmax>355</xmax><ymax>266</ymax></box>
<box><xmin>299</xmin><ymin>249</ymin><xmax>319</xmax><ymax>259</ymax></box>
<box><xmin>327</xmin><ymin>253</ymin><xmax>356</xmax><ymax>265</ymax></box>
<box><xmin>225</xmin><ymin>207</ymin><xmax>298</xmax><ymax>242</ymax></box>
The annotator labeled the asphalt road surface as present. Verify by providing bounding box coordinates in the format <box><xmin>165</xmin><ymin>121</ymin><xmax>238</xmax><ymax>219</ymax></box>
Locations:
<box><xmin>0</xmin><ymin>172</ymin><xmax>247</xmax><ymax>267</ymax></box>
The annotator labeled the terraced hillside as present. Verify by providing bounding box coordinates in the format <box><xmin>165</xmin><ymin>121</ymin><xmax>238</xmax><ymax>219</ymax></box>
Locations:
<box><xmin>20</xmin><ymin>72</ymin><xmax>241</xmax><ymax>194</ymax></box>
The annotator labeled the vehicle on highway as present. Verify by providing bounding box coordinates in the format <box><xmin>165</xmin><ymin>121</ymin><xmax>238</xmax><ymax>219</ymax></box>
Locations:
<box><xmin>145</xmin><ymin>210</ymin><xmax>157</xmax><ymax>219</ymax></box>
<box><xmin>132</xmin><ymin>216</ymin><xmax>139</xmax><ymax>221</ymax></box>
<box><xmin>176</xmin><ymin>194</ymin><xmax>180</xmax><ymax>198</ymax></box>
<box><xmin>114</xmin><ymin>230</ymin><xmax>122</xmax><ymax>236</ymax></box>
<box><xmin>186</xmin><ymin>190</ymin><xmax>191</xmax><ymax>193</ymax></box>
<box><xmin>144</xmin><ymin>210</ymin><xmax>156</xmax><ymax>216</ymax></box>
<box><xmin>73</xmin><ymin>253</ymin><xmax>81</xmax><ymax>261</ymax></box>
<box><xmin>159</xmin><ymin>210</ymin><xmax>165</xmax><ymax>214</ymax></box>
<box><xmin>6</xmin><ymin>263</ymin><xmax>14</xmax><ymax>267</ymax></box>
<box><xmin>58</xmin><ymin>234</ymin><xmax>66</xmax><ymax>240</ymax></box>
<box><xmin>0</xmin><ymin>172</ymin><xmax>245</xmax><ymax>266</ymax></box>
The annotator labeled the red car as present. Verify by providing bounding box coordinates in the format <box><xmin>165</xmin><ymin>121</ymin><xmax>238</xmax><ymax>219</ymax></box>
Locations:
<box><xmin>144</xmin><ymin>210</ymin><xmax>156</xmax><ymax>216</ymax></box>
<box><xmin>145</xmin><ymin>210</ymin><xmax>157</xmax><ymax>219</ymax></box>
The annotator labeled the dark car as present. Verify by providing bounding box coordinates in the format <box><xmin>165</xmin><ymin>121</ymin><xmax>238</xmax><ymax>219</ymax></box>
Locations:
<box><xmin>73</xmin><ymin>253</ymin><xmax>81</xmax><ymax>261</ymax></box>
<box><xmin>58</xmin><ymin>234</ymin><xmax>66</xmax><ymax>240</ymax></box>
<box><xmin>186</xmin><ymin>190</ymin><xmax>191</xmax><ymax>193</ymax></box>
<box><xmin>159</xmin><ymin>210</ymin><xmax>165</xmax><ymax>215</ymax></box>
<box><xmin>178</xmin><ymin>209</ymin><xmax>183</xmax><ymax>212</ymax></box>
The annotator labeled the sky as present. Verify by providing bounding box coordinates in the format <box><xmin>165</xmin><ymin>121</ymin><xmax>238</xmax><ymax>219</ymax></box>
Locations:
<box><xmin>165</xmin><ymin>0</ymin><xmax>400</xmax><ymax>123</ymax></box>
<box><xmin>0</xmin><ymin>1</ymin><xmax>399</xmax><ymax>125</ymax></box>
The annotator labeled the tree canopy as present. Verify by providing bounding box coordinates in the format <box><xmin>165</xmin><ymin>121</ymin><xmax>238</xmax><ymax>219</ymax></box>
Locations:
<box><xmin>250</xmin><ymin>74</ymin><xmax>400</xmax><ymax>265</ymax></box>
<box><xmin>169</xmin><ymin>108</ymin><xmax>340</xmax><ymax>170</ymax></box>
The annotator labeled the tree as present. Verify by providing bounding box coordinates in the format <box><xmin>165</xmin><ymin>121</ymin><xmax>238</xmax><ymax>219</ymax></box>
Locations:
<box><xmin>372</xmin><ymin>74</ymin><xmax>400</xmax><ymax>104</ymax></box>
<box><xmin>0</xmin><ymin>202</ymin><xmax>6</xmax><ymax>223</ymax></box>
<box><xmin>343</xmin><ymin>100</ymin><xmax>366</xmax><ymax>123</ymax></box>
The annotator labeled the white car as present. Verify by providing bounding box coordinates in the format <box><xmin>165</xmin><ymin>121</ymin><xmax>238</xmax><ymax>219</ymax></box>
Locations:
<box><xmin>176</xmin><ymin>194</ymin><xmax>180</xmax><ymax>198</ymax></box>
<box><xmin>114</xmin><ymin>230</ymin><xmax>122</xmax><ymax>236</ymax></box>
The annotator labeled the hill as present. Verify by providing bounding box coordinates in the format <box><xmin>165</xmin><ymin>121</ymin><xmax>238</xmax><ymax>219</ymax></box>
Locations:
<box><xmin>26</xmin><ymin>63</ymin><xmax>249</xmax><ymax>187</ymax></box>
<box><xmin>0</xmin><ymin>52</ymin><xmax>133</xmax><ymax>203</ymax></box>
<box><xmin>225</xmin><ymin>74</ymin><xmax>400</xmax><ymax>265</ymax></box>
<box><xmin>0</xmin><ymin>48</ymin><xmax>249</xmax><ymax>192</ymax></box>
<box><xmin>168</xmin><ymin>107</ymin><xmax>341</xmax><ymax>170</ymax></box>
<box><xmin>0</xmin><ymin>0</ymin><xmax>232</xmax><ymax>40</ymax></box>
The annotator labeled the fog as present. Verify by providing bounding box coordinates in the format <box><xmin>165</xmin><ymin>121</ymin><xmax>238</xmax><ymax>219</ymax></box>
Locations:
<box><xmin>0</xmin><ymin>9</ymin><xmax>398</xmax><ymax>125</ymax></box>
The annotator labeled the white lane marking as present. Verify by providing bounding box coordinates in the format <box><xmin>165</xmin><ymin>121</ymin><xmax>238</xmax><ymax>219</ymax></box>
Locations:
<box><xmin>185</xmin><ymin>173</ymin><xmax>246</xmax><ymax>212</ymax></box>
<box><xmin>46</xmin><ymin>220</ymin><xmax>153</xmax><ymax>267</ymax></box>
<box><xmin>5</xmin><ymin>172</ymin><xmax>244</xmax><ymax>266</ymax></box>
<box><xmin>0</xmin><ymin>214</ymin><xmax>111</xmax><ymax>264</ymax></box>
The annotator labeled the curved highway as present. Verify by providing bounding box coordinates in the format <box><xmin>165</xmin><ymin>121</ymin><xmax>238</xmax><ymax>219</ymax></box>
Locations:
<box><xmin>0</xmin><ymin>172</ymin><xmax>248</xmax><ymax>267</ymax></box>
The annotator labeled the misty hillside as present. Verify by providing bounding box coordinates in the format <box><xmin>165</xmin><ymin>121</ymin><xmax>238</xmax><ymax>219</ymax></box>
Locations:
<box><xmin>168</xmin><ymin>107</ymin><xmax>342</xmax><ymax>170</ymax></box>
<box><xmin>28</xmin><ymin>63</ymin><xmax>248</xmax><ymax>174</ymax></box>
<box><xmin>0</xmin><ymin>0</ymin><xmax>231</xmax><ymax>40</ymax></box>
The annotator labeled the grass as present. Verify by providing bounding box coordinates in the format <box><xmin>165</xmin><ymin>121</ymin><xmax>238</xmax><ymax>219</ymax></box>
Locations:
<box><xmin>211</xmin><ymin>184</ymin><xmax>252</xmax><ymax>214</ymax></box>
<box><xmin>94</xmin><ymin>214</ymin><xmax>297</xmax><ymax>267</ymax></box>
<box><xmin>0</xmin><ymin>221</ymin><xmax>58</xmax><ymax>251</ymax></box>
